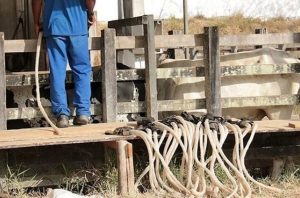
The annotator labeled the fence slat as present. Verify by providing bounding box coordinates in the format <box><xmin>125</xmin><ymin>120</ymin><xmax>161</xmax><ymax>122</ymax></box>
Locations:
<box><xmin>101</xmin><ymin>29</ymin><xmax>117</xmax><ymax>122</ymax></box>
<box><xmin>204</xmin><ymin>26</ymin><xmax>221</xmax><ymax>116</ymax></box>
<box><xmin>0</xmin><ymin>33</ymin><xmax>6</xmax><ymax>130</ymax></box>
<box><xmin>143</xmin><ymin>15</ymin><xmax>158</xmax><ymax>120</ymax></box>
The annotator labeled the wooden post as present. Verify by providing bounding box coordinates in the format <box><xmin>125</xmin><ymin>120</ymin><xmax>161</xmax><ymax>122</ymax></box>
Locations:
<box><xmin>255</xmin><ymin>28</ymin><xmax>267</xmax><ymax>49</ymax></box>
<box><xmin>203</xmin><ymin>27</ymin><xmax>221</xmax><ymax>117</ymax></box>
<box><xmin>126</xmin><ymin>143</ymin><xmax>135</xmax><ymax>193</ymax></box>
<box><xmin>167</xmin><ymin>30</ymin><xmax>184</xmax><ymax>59</ymax></box>
<box><xmin>101</xmin><ymin>29</ymin><xmax>117</xmax><ymax>123</ymax></box>
<box><xmin>143</xmin><ymin>15</ymin><xmax>158</xmax><ymax>120</ymax></box>
<box><xmin>116</xmin><ymin>141</ymin><xmax>135</xmax><ymax>195</ymax></box>
<box><xmin>0</xmin><ymin>33</ymin><xmax>6</xmax><ymax>130</ymax></box>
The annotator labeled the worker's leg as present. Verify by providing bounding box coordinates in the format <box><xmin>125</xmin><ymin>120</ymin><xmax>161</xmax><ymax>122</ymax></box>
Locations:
<box><xmin>67</xmin><ymin>35</ymin><xmax>91</xmax><ymax>116</ymax></box>
<box><xmin>46</xmin><ymin>36</ymin><xmax>70</xmax><ymax>117</ymax></box>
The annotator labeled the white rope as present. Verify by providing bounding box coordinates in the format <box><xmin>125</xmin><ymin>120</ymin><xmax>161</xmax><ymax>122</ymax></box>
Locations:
<box><xmin>130</xmin><ymin>115</ymin><xmax>281</xmax><ymax>197</ymax></box>
<box><xmin>35</xmin><ymin>32</ymin><xmax>62</xmax><ymax>135</ymax></box>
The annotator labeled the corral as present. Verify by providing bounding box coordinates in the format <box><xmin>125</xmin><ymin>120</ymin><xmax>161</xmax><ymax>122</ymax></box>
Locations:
<box><xmin>0</xmin><ymin>7</ymin><xmax>300</xmax><ymax>198</ymax></box>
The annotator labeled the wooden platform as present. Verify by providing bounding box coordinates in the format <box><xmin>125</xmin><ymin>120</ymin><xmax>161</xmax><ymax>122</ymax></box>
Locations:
<box><xmin>0</xmin><ymin>122</ymin><xmax>137</xmax><ymax>150</ymax></box>
<box><xmin>0</xmin><ymin>120</ymin><xmax>299</xmax><ymax>150</ymax></box>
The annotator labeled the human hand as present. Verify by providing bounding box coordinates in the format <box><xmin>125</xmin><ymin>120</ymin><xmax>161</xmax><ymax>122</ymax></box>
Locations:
<box><xmin>34</xmin><ymin>23</ymin><xmax>42</xmax><ymax>36</ymax></box>
<box><xmin>88</xmin><ymin>13</ymin><xmax>96</xmax><ymax>27</ymax></box>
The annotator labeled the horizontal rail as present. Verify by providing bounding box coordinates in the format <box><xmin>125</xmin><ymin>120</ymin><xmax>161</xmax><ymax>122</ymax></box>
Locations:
<box><xmin>6</xmin><ymin>63</ymin><xmax>300</xmax><ymax>86</ymax></box>
<box><xmin>220</xmin><ymin>33</ymin><xmax>300</xmax><ymax>46</ymax></box>
<box><xmin>6</xmin><ymin>32</ymin><xmax>300</xmax><ymax>53</ymax></box>
<box><xmin>6</xmin><ymin>95</ymin><xmax>299</xmax><ymax>120</ymax></box>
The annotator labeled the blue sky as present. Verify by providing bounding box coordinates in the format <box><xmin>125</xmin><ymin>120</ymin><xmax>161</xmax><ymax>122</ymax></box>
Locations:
<box><xmin>95</xmin><ymin>0</ymin><xmax>300</xmax><ymax>21</ymax></box>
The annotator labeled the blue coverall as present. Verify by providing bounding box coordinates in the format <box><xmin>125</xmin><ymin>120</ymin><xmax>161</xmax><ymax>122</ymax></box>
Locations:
<box><xmin>43</xmin><ymin>0</ymin><xmax>92</xmax><ymax>118</ymax></box>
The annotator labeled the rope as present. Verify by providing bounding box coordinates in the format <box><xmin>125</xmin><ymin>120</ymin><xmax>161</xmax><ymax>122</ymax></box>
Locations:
<box><xmin>130</xmin><ymin>114</ymin><xmax>281</xmax><ymax>197</ymax></box>
<box><xmin>35</xmin><ymin>32</ymin><xmax>62</xmax><ymax>135</ymax></box>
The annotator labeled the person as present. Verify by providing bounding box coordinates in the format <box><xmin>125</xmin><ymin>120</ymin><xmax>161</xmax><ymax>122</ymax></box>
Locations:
<box><xmin>32</xmin><ymin>0</ymin><xmax>96</xmax><ymax>128</ymax></box>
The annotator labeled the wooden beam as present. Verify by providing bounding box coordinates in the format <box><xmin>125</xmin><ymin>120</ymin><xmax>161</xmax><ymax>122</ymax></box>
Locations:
<box><xmin>101</xmin><ymin>29</ymin><xmax>118</xmax><ymax>123</ymax></box>
<box><xmin>117</xmin><ymin>140</ymin><xmax>128</xmax><ymax>195</ymax></box>
<box><xmin>203</xmin><ymin>26</ymin><xmax>221</xmax><ymax>116</ymax></box>
<box><xmin>0</xmin><ymin>122</ymin><xmax>136</xmax><ymax>150</ymax></box>
<box><xmin>143</xmin><ymin>15</ymin><xmax>158</xmax><ymax>120</ymax></box>
<box><xmin>220</xmin><ymin>33</ymin><xmax>300</xmax><ymax>46</ymax></box>
<box><xmin>108</xmin><ymin>15</ymin><xmax>148</xmax><ymax>28</ymax></box>
<box><xmin>0</xmin><ymin>33</ymin><xmax>6</xmax><ymax>130</ymax></box>
<box><xmin>221</xmin><ymin>94</ymin><xmax>300</xmax><ymax>108</ymax></box>
<box><xmin>6</xmin><ymin>95</ymin><xmax>299</xmax><ymax>120</ymax></box>
<box><xmin>5</xmin><ymin>63</ymin><xmax>300</xmax><ymax>86</ymax></box>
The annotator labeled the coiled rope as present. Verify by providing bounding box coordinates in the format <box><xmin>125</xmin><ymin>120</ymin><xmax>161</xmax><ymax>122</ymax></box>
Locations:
<box><xmin>35</xmin><ymin>32</ymin><xmax>61</xmax><ymax>135</ymax></box>
<box><xmin>129</xmin><ymin>114</ymin><xmax>281</xmax><ymax>197</ymax></box>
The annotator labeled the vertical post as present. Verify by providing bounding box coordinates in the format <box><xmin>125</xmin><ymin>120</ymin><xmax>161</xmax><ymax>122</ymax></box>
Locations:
<box><xmin>203</xmin><ymin>27</ymin><xmax>221</xmax><ymax>117</ymax></box>
<box><xmin>101</xmin><ymin>29</ymin><xmax>117</xmax><ymax>123</ymax></box>
<box><xmin>255</xmin><ymin>28</ymin><xmax>267</xmax><ymax>49</ymax></box>
<box><xmin>0</xmin><ymin>33</ymin><xmax>6</xmax><ymax>130</ymax></box>
<box><xmin>126</xmin><ymin>143</ymin><xmax>135</xmax><ymax>193</ymax></box>
<box><xmin>117</xmin><ymin>141</ymin><xmax>128</xmax><ymax>195</ymax></box>
<box><xmin>143</xmin><ymin>15</ymin><xmax>158</xmax><ymax>120</ymax></box>
<box><xmin>183</xmin><ymin>0</ymin><xmax>189</xmax><ymax>59</ymax></box>
<box><xmin>167</xmin><ymin>30</ymin><xmax>184</xmax><ymax>59</ymax></box>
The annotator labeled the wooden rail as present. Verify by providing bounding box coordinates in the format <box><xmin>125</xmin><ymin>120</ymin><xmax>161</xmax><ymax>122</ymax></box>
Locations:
<box><xmin>2</xmin><ymin>15</ymin><xmax>300</xmax><ymax>126</ymax></box>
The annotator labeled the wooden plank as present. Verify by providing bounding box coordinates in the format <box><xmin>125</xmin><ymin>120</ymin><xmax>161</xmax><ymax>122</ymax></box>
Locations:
<box><xmin>126</xmin><ymin>143</ymin><xmax>135</xmax><ymax>193</ymax></box>
<box><xmin>143</xmin><ymin>15</ymin><xmax>158</xmax><ymax>120</ymax></box>
<box><xmin>6</xmin><ymin>95</ymin><xmax>299</xmax><ymax>120</ymax></box>
<box><xmin>117</xmin><ymin>141</ymin><xmax>128</xmax><ymax>195</ymax></box>
<box><xmin>5</xmin><ymin>63</ymin><xmax>300</xmax><ymax>86</ymax></box>
<box><xmin>4</xmin><ymin>32</ymin><xmax>300</xmax><ymax>53</ymax></box>
<box><xmin>115</xmin><ymin>34</ymin><xmax>204</xmax><ymax>50</ymax></box>
<box><xmin>220</xmin><ymin>32</ymin><xmax>300</xmax><ymax>46</ymax></box>
<box><xmin>0</xmin><ymin>33</ymin><xmax>6</xmax><ymax>130</ymax></box>
<box><xmin>0</xmin><ymin>122</ymin><xmax>136</xmax><ymax>150</ymax></box>
<box><xmin>4</xmin><ymin>37</ymin><xmax>103</xmax><ymax>53</ymax></box>
<box><xmin>221</xmin><ymin>63</ymin><xmax>300</xmax><ymax>76</ymax></box>
<box><xmin>203</xmin><ymin>26</ymin><xmax>221</xmax><ymax>116</ymax></box>
<box><xmin>222</xmin><ymin>94</ymin><xmax>300</xmax><ymax>108</ymax></box>
<box><xmin>255</xmin><ymin>28</ymin><xmax>268</xmax><ymax>49</ymax></box>
<box><xmin>108</xmin><ymin>15</ymin><xmax>148</xmax><ymax>28</ymax></box>
<box><xmin>101</xmin><ymin>29</ymin><xmax>117</xmax><ymax>122</ymax></box>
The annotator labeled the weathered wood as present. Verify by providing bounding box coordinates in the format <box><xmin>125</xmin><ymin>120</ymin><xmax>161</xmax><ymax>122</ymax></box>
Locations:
<box><xmin>167</xmin><ymin>30</ymin><xmax>184</xmax><ymax>59</ymax></box>
<box><xmin>108</xmin><ymin>15</ymin><xmax>148</xmax><ymax>29</ymax></box>
<box><xmin>143</xmin><ymin>15</ymin><xmax>158</xmax><ymax>120</ymax></box>
<box><xmin>4</xmin><ymin>37</ymin><xmax>102</xmax><ymax>53</ymax></box>
<box><xmin>221</xmin><ymin>94</ymin><xmax>300</xmax><ymax>108</ymax></box>
<box><xmin>101</xmin><ymin>29</ymin><xmax>117</xmax><ymax>123</ymax></box>
<box><xmin>4</xmin><ymin>32</ymin><xmax>300</xmax><ymax>53</ymax></box>
<box><xmin>117</xmin><ymin>140</ymin><xmax>128</xmax><ymax>195</ymax></box>
<box><xmin>220</xmin><ymin>32</ymin><xmax>300</xmax><ymax>46</ymax></box>
<box><xmin>255</xmin><ymin>28</ymin><xmax>268</xmax><ymax>49</ymax></box>
<box><xmin>6</xmin><ymin>95</ymin><xmax>299</xmax><ymax>120</ymax></box>
<box><xmin>0</xmin><ymin>122</ymin><xmax>136</xmax><ymax>150</ymax></box>
<box><xmin>271</xmin><ymin>158</ymin><xmax>285</xmax><ymax>179</ymax></box>
<box><xmin>126</xmin><ymin>143</ymin><xmax>135</xmax><ymax>193</ymax></box>
<box><xmin>0</xmin><ymin>33</ymin><xmax>6</xmax><ymax>130</ymax></box>
<box><xmin>5</xmin><ymin>63</ymin><xmax>300</xmax><ymax>86</ymax></box>
<box><xmin>203</xmin><ymin>26</ymin><xmax>221</xmax><ymax>116</ymax></box>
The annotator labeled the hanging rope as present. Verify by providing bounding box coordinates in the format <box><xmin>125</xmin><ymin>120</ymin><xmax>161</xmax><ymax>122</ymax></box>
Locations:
<box><xmin>127</xmin><ymin>114</ymin><xmax>281</xmax><ymax>197</ymax></box>
<box><xmin>35</xmin><ymin>32</ymin><xmax>62</xmax><ymax>135</ymax></box>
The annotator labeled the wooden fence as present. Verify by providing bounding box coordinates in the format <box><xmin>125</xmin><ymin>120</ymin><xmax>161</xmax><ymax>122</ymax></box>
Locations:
<box><xmin>1</xmin><ymin>15</ymin><xmax>300</xmax><ymax>130</ymax></box>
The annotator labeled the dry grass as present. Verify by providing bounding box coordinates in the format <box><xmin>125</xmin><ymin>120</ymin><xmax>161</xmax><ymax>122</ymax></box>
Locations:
<box><xmin>163</xmin><ymin>14</ymin><xmax>300</xmax><ymax>35</ymax></box>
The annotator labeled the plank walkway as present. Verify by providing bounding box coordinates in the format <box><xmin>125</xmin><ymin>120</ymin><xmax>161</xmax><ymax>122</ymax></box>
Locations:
<box><xmin>0</xmin><ymin>120</ymin><xmax>299</xmax><ymax>150</ymax></box>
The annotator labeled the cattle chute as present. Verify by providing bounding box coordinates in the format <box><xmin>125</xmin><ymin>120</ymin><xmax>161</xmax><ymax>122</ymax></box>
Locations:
<box><xmin>126</xmin><ymin>114</ymin><xmax>281</xmax><ymax>197</ymax></box>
